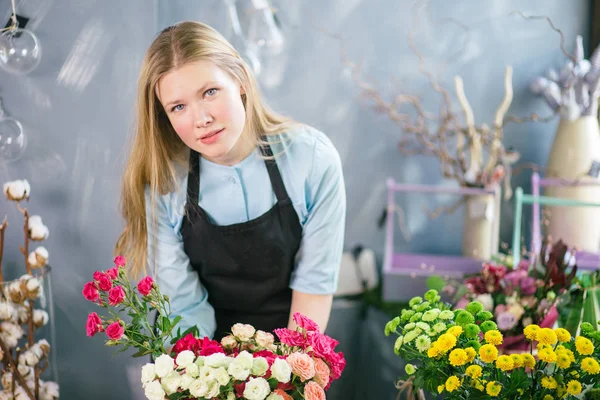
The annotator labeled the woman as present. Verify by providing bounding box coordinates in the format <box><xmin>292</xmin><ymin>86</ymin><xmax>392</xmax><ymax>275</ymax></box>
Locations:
<box><xmin>115</xmin><ymin>21</ymin><xmax>346</xmax><ymax>341</ymax></box>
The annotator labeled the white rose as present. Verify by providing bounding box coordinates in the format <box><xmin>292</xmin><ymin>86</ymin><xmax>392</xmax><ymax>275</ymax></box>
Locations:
<box><xmin>266</xmin><ymin>393</ymin><xmax>285</xmax><ymax>400</ymax></box>
<box><xmin>221</xmin><ymin>334</ymin><xmax>238</xmax><ymax>349</ymax></box>
<box><xmin>204</xmin><ymin>352</ymin><xmax>229</xmax><ymax>368</ymax></box>
<box><xmin>243</xmin><ymin>377</ymin><xmax>271</xmax><ymax>400</ymax></box>
<box><xmin>140</xmin><ymin>364</ymin><xmax>156</xmax><ymax>386</ymax></box>
<box><xmin>0</xmin><ymin>303</ymin><xmax>14</xmax><ymax>320</ymax></box>
<box><xmin>175</xmin><ymin>350</ymin><xmax>195</xmax><ymax>368</ymax></box>
<box><xmin>180</xmin><ymin>374</ymin><xmax>194</xmax><ymax>390</ymax></box>
<box><xmin>235</xmin><ymin>350</ymin><xmax>253</xmax><ymax>369</ymax></box>
<box><xmin>144</xmin><ymin>380</ymin><xmax>166</xmax><ymax>400</ymax></box>
<box><xmin>185</xmin><ymin>362</ymin><xmax>199</xmax><ymax>378</ymax></box>
<box><xmin>205</xmin><ymin>380</ymin><xmax>221</xmax><ymax>398</ymax></box>
<box><xmin>160</xmin><ymin>370</ymin><xmax>181</xmax><ymax>395</ymax></box>
<box><xmin>255</xmin><ymin>331</ymin><xmax>274</xmax><ymax>348</ymax></box>
<box><xmin>154</xmin><ymin>354</ymin><xmax>174</xmax><ymax>378</ymax></box>
<box><xmin>231</xmin><ymin>323</ymin><xmax>256</xmax><ymax>341</ymax></box>
<box><xmin>270</xmin><ymin>358</ymin><xmax>292</xmax><ymax>383</ymax></box>
<box><xmin>188</xmin><ymin>379</ymin><xmax>209</xmax><ymax>398</ymax></box>
<box><xmin>475</xmin><ymin>294</ymin><xmax>494</xmax><ymax>312</ymax></box>
<box><xmin>226</xmin><ymin>392</ymin><xmax>236</xmax><ymax>400</ymax></box>
<box><xmin>194</xmin><ymin>356</ymin><xmax>205</xmax><ymax>367</ymax></box>
<box><xmin>199</xmin><ymin>366</ymin><xmax>217</xmax><ymax>381</ymax></box>
<box><xmin>227</xmin><ymin>359</ymin><xmax>250</xmax><ymax>381</ymax></box>
<box><xmin>251</xmin><ymin>357</ymin><xmax>269</xmax><ymax>376</ymax></box>
<box><xmin>214</xmin><ymin>366</ymin><xmax>230</xmax><ymax>386</ymax></box>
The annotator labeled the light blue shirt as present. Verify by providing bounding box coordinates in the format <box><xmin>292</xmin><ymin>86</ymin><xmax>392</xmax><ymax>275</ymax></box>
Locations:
<box><xmin>146</xmin><ymin>125</ymin><xmax>346</xmax><ymax>338</ymax></box>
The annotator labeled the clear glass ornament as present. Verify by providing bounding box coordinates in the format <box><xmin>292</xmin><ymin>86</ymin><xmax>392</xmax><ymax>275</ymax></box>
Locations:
<box><xmin>0</xmin><ymin>98</ymin><xmax>26</xmax><ymax>161</ymax></box>
<box><xmin>0</xmin><ymin>28</ymin><xmax>42</xmax><ymax>75</ymax></box>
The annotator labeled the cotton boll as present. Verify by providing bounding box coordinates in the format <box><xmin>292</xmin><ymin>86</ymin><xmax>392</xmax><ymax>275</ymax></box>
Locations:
<box><xmin>29</xmin><ymin>224</ymin><xmax>49</xmax><ymax>241</ymax></box>
<box><xmin>33</xmin><ymin>310</ymin><xmax>49</xmax><ymax>328</ymax></box>
<box><xmin>7</xmin><ymin>281</ymin><xmax>24</xmax><ymax>304</ymax></box>
<box><xmin>2</xmin><ymin>180</ymin><xmax>30</xmax><ymax>201</ymax></box>
<box><xmin>0</xmin><ymin>303</ymin><xmax>14</xmax><ymax>321</ymax></box>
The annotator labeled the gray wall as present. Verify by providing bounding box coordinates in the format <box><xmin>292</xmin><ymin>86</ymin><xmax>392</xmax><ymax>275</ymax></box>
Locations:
<box><xmin>0</xmin><ymin>0</ymin><xmax>590</xmax><ymax>399</ymax></box>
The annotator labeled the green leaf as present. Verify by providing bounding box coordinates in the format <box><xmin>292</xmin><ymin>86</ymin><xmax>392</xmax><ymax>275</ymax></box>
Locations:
<box><xmin>561</xmin><ymin>289</ymin><xmax>584</xmax><ymax>336</ymax></box>
<box><xmin>582</xmin><ymin>286</ymin><xmax>600</xmax><ymax>329</ymax></box>
<box><xmin>162</xmin><ymin>317</ymin><xmax>171</xmax><ymax>332</ymax></box>
<box><xmin>131</xmin><ymin>348</ymin><xmax>152</xmax><ymax>357</ymax></box>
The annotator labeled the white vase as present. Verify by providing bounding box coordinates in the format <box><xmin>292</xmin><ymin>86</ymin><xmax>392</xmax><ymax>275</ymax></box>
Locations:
<box><xmin>462</xmin><ymin>191</ymin><xmax>501</xmax><ymax>260</ymax></box>
<box><xmin>545</xmin><ymin>116</ymin><xmax>600</xmax><ymax>251</ymax></box>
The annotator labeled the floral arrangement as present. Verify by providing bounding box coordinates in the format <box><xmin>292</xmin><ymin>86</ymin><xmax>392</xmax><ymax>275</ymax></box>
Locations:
<box><xmin>385</xmin><ymin>288</ymin><xmax>600</xmax><ymax>399</ymax></box>
<box><xmin>454</xmin><ymin>240</ymin><xmax>577</xmax><ymax>352</ymax></box>
<box><xmin>82</xmin><ymin>257</ymin><xmax>346</xmax><ymax>400</ymax></box>
<box><xmin>0</xmin><ymin>180</ymin><xmax>59</xmax><ymax>400</ymax></box>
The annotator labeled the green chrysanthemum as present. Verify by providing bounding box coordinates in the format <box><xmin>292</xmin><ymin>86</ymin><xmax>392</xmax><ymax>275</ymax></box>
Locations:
<box><xmin>480</xmin><ymin>321</ymin><xmax>498</xmax><ymax>333</ymax></box>
<box><xmin>439</xmin><ymin>310</ymin><xmax>454</xmax><ymax>320</ymax></box>
<box><xmin>455</xmin><ymin>310</ymin><xmax>475</xmax><ymax>326</ymax></box>
<box><xmin>464</xmin><ymin>323</ymin><xmax>481</xmax><ymax>339</ymax></box>
<box><xmin>477</xmin><ymin>311</ymin><xmax>493</xmax><ymax>322</ymax></box>
<box><xmin>385</xmin><ymin>317</ymin><xmax>400</xmax><ymax>336</ymax></box>
<box><xmin>409</xmin><ymin>312</ymin><xmax>423</xmax><ymax>323</ymax></box>
<box><xmin>424</xmin><ymin>289</ymin><xmax>438</xmax><ymax>302</ymax></box>
<box><xmin>409</xmin><ymin>297</ymin><xmax>423</xmax><ymax>307</ymax></box>
<box><xmin>466</xmin><ymin>301</ymin><xmax>484</xmax><ymax>315</ymax></box>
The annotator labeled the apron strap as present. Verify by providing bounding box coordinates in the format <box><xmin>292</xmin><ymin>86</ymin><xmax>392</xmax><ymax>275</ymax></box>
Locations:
<box><xmin>259</xmin><ymin>144</ymin><xmax>289</xmax><ymax>203</ymax></box>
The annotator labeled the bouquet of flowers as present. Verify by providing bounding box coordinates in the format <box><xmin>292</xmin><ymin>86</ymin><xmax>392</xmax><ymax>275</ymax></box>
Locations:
<box><xmin>455</xmin><ymin>240</ymin><xmax>577</xmax><ymax>352</ymax></box>
<box><xmin>385</xmin><ymin>288</ymin><xmax>600</xmax><ymax>399</ymax></box>
<box><xmin>82</xmin><ymin>257</ymin><xmax>346</xmax><ymax>400</ymax></box>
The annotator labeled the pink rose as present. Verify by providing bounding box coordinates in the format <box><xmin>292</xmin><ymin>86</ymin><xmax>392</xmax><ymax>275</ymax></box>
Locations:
<box><xmin>293</xmin><ymin>313</ymin><xmax>320</xmax><ymax>333</ymax></box>
<box><xmin>313</xmin><ymin>357</ymin><xmax>330</xmax><ymax>388</ymax></box>
<box><xmin>311</xmin><ymin>334</ymin><xmax>333</xmax><ymax>359</ymax></box>
<box><xmin>108</xmin><ymin>286</ymin><xmax>125</xmax><ymax>306</ymax></box>
<box><xmin>106</xmin><ymin>321</ymin><xmax>124</xmax><ymax>340</ymax></box>
<box><xmin>93</xmin><ymin>271</ymin><xmax>103</xmax><ymax>281</ymax></box>
<box><xmin>137</xmin><ymin>276</ymin><xmax>154</xmax><ymax>296</ymax></box>
<box><xmin>82</xmin><ymin>282</ymin><xmax>99</xmax><ymax>302</ymax></box>
<box><xmin>303</xmin><ymin>381</ymin><xmax>325</xmax><ymax>400</ymax></box>
<box><xmin>274</xmin><ymin>328</ymin><xmax>309</xmax><ymax>348</ymax></box>
<box><xmin>86</xmin><ymin>312</ymin><xmax>103</xmax><ymax>337</ymax></box>
<box><xmin>106</xmin><ymin>267</ymin><xmax>119</xmax><ymax>280</ymax></box>
<box><xmin>286</xmin><ymin>353</ymin><xmax>315</xmax><ymax>382</ymax></box>
<box><xmin>113</xmin><ymin>256</ymin><xmax>126</xmax><ymax>268</ymax></box>
<box><xmin>327</xmin><ymin>351</ymin><xmax>346</xmax><ymax>381</ymax></box>
<box><xmin>97</xmin><ymin>273</ymin><xmax>113</xmax><ymax>291</ymax></box>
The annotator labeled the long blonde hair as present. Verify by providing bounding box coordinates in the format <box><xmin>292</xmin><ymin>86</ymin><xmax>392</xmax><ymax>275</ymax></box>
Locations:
<box><xmin>115</xmin><ymin>21</ymin><xmax>296</xmax><ymax>278</ymax></box>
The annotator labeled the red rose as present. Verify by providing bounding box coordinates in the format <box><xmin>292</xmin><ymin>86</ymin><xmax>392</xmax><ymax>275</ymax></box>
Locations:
<box><xmin>293</xmin><ymin>312</ymin><xmax>320</xmax><ymax>333</ymax></box>
<box><xmin>113</xmin><ymin>256</ymin><xmax>126</xmax><ymax>268</ymax></box>
<box><xmin>198</xmin><ymin>337</ymin><xmax>225</xmax><ymax>356</ymax></box>
<box><xmin>97</xmin><ymin>273</ymin><xmax>113</xmax><ymax>291</ymax></box>
<box><xmin>106</xmin><ymin>321</ymin><xmax>124</xmax><ymax>340</ymax></box>
<box><xmin>106</xmin><ymin>267</ymin><xmax>119</xmax><ymax>280</ymax></box>
<box><xmin>86</xmin><ymin>312</ymin><xmax>103</xmax><ymax>337</ymax></box>
<box><xmin>82</xmin><ymin>282</ymin><xmax>99</xmax><ymax>302</ymax></box>
<box><xmin>173</xmin><ymin>333</ymin><xmax>201</xmax><ymax>355</ymax></box>
<box><xmin>108</xmin><ymin>286</ymin><xmax>125</xmax><ymax>306</ymax></box>
<box><xmin>137</xmin><ymin>276</ymin><xmax>154</xmax><ymax>296</ymax></box>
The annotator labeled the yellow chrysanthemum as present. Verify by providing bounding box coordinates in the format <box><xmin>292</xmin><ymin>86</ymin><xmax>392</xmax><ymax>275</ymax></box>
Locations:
<box><xmin>427</xmin><ymin>344</ymin><xmax>441</xmax><ymax>358</ymax></box>
<box><xmin>537</xmin><ymin>342</ymin><xmax>552</xmax><ymax>351</ymax></box>
<box><xmin>521</xmin><ymin>353</ymin><xmax>536</xmax><ymax>369</ymax></box>
<box><xmin>464</xmin><ymin>347</ymin><xmax>476</xmax><ymax>363</ymax></box>
<box><xmin>543</xmin><ymin>395</ymin><xmax>554</xmax><ymax>400</ymax></box>
<box><xmin>554</xmin><ymin>328</ymin><xmax>571</xmax><ymax>342</ymax></box>
<box><xmin>472</xmin><ymin>380</ymin><xmax>484</xmax><ymax>391</ymax></box>
<box><xmin>479</xmin><ymin>344</ymin><xmax>498</xmax><ymax>363</ymax></box>
<box><xmin>558</xmin><ymin>347</ymin><xmax>575</xmax><ymax>362</ymax></box>
<box><xmin>510</xmin><ymin>354</ymin><xmax>523</xmax><ymax>368</ymax></box>
<box><xmin>465</xmin><ymin>365</ymin><xmax>482</xmax><ymax>380</ymax></box>
<box><xmin>566</xmin><ymin>380</ymin><xmax>582</xmax><ymax>395</ymax></box>
<box><xmin>445</xmin><ymin>376</ymin><xmax>461</xmax><ymax>393</ymax></box>
<box><xmin>541</xmin><ymin>376</ymin><xmax>558</xmax><ymax>389</ymax></box>
<box><xmin>448</xmin><ymin>348</ymin><xmax>468</xmax><ymax>366</ymax></box>
<box><xmin>484</xmin><ymin>330</ymin><xmax>503</xmax><ymax>345</ymax></box>
<box><xmin>581</xmin><ymin>357</ymin><xmax>600</xmax><ymax>375</ymax></box>
<box><xmin>556</xmin><ymin>351</ymin><xmax>572</xmax><ymax>369</ymax></box>
<box><xmin>575</xmin><ymin>336</ymin><xmax>594</xmax><ymax>356</ymax></box>
<box><xmin>447</xmin><ymin>326</ymin><xmax>463</xmax><ymax>338</ymax></box>
<box><xmin>436</xmin><ymin>333</ymin><xmax>457</xmax><ymax>353</ymax></box>
<box><xmin>538</xmin><ymin>348</ymin><xmax>558</xmax><ymax>363</ymax></box>
<box><xmin>486</xmin><ymin>381</ymin><xmax>502</xmax><ymax>397</ymax></box>
<box><xmin>536</xmin><ymin>328</ymin><xmax>558</xmax><ymax>345</ymax></box>
<box><xmin>524</xmin><ymin>324</ymin><xmax>540</xmax><ymax>340</ymax></box>
<box><xmin>495</xmin><ymin>355</ymin><xmax>514</xmax><ymax>371</ymax></box>
<box><xmin>437</xmin><ymin>384</ymin><xmax>444</xmax><ymax>394</ymax></box>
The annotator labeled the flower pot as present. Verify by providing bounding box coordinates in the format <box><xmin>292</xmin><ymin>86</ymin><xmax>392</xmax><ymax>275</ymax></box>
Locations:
<box><xmin>545</xmin><ymin>116</ymin><xmax>600</xmax><ymax>251</ymax></box>
<box><xmin>462</xmin><ymin>191</ymin><xmax>501</xmax><ymax>260</ymax></box>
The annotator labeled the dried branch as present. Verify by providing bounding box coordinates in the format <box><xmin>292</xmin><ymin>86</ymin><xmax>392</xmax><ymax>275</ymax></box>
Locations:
<box><xmin>0</xmin><ymin>217</ymin><xmax>6</xmax><ymax>283</ymax></box>
<box><xmin>422</xmin><ymin>197</ymin><xmax>466</xmax><ymax>220</ymax></box>
<box><xmin>0</xmin><ymin>337</ymin><xmax>35</xmax><ymax>400</ymax></box>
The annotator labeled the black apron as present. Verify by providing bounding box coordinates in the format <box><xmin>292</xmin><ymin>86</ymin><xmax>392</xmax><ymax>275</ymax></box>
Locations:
<box><xmin>180</xmin><ymin>144</ymin><xmax>302</xmax><ymax>341</ymax></box>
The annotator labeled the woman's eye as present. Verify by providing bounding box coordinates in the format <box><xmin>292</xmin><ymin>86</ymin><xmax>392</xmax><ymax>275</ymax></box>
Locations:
<box><xmin>206</xmin><ymin>88</ymin><xmax>218</xmax><ymax>97</ymax></box>
<box><xmin>171</xmin><ymin>104</ymin><xmax>185</xmax><ymax>112</ymax></box>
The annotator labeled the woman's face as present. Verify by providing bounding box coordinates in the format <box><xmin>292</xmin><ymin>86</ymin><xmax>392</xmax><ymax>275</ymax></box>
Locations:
<box><xmin>156</xmin><ymin>60</ymin><xmax>249</xmax><ymax>165</ymax></box>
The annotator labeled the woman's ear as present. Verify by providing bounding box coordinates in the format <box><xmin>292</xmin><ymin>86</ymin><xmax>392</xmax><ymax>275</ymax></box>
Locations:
<box><xmin>240</xmin><ymin>86</ymin><xmax>246</xmax><ymax>95</ymax></box>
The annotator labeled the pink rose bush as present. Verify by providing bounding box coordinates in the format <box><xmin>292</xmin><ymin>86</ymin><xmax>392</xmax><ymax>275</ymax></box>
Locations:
<box><xmin>84</xmin><ymin>257</ymin><xmax>346</xmax><ymax>399</ymax></box>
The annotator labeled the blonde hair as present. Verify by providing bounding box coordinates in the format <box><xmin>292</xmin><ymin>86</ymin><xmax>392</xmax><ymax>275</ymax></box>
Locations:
<box><xmin>115</xmin><ymin>21</ymin><xmax>297</xmax><ymax>278</ymax></box>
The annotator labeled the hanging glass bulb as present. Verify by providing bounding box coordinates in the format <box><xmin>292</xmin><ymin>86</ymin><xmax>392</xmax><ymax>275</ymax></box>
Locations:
<box><xmin>0</xmin><ymin>98</ymin><xmax>26</xmax><ymax>161</ymax></box>
<box><xmin>0</xmin><ymin>28</ymin><xmax>42</xmax><ymax>75</ymax></box>
<box><xmin>245</xmin><ymin>0</ymin><xmax>285</xmax><ymax>57</ymax></box>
